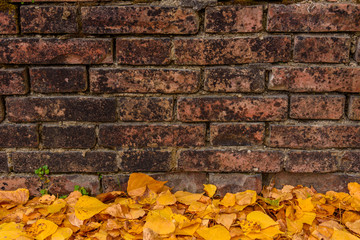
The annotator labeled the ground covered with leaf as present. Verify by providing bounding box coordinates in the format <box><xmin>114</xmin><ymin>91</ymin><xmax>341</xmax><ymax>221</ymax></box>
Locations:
<box><xmin>1</xmin><ymin>173</ymin><xmax>360</xmax><ymax>240</ymax></box>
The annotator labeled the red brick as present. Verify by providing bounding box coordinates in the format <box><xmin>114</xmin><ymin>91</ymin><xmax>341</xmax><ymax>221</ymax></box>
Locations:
<box><xmin>178</xmin><ymin>149</ymin><xmax>284</xmax><ymax>172</ymax></box>
<box><xmin>209</xmin><ymin>173</ymin><xmax>262</xmax><ymax>195</ymax></box>
<box><xmin>265</xmin><ymin>172</ymin><xmax>360</xmax><ymax>193</ymax></box>
<box><xmin>269</xmin><ymin>67</ymin><xmax>360</xmax><ymax>92</ymax></box>
<box><xmin>294</xmin><ymin>36</ymin><xmax>350</xmax><ymax>63</ymax></box>
<box><xmin>210</xmin><ymin>123</ymin><xmax>264</xmax><ymax>146</ymax></box>
<box><xmin>0</xmin><ymin>124</ymin><xmax>38</xmax><ymax>147</ymax></box>
<box><xmin>0</xmin><ymin>153</ymin><xmax>8</xmax><ymax>172</ymax></box>
<box><xmin>118</xmin><ymin>97</ymin><xmax>173</xmax><ymax>122</ymax></box>
<box><xmin>268</xmin><ymin>125</ymin><xmax>360</xmax><ymax>149</ymax></box>
<box><xmin>0</xmin><ymin>9</ymin><xmax>17</xmax><ymax>34</ymax></box>
<box><xmin>205</xmin><ymin>6</ymin><xmax>263</xmax><ymax>33</ymax></box>
<box><xmin>0</xmin><ymin>68</ymin><xmax>27</xmax><ymax>94</ymax></box>
<box><xmin>82</xmin><ymin>6</ymin><xmax>198</xmax><ymax>34</ymax></box>
<box><xmin>120</xmin><ymin>150</ymin><xmax>172</xmax><ymax>172</ymax></box>
<box><xmin>286</xmin><ymin>151</ymin><xmax>339</xmax><ymax>173</ymax></box>
<box><xmin>12</xmin><ymin>151</ymin><xmax>117</xmax><ymax>173</ymax></box>
<box><xmin>177</xmin><ymin>96</ymin><xmax>288</xmax><ymax>122</ymax></box>
<box><xmin>349</xmin><ymin>96</ymin><xmax>360</xmax><ymax>120</ymax></box>
<box><xmin>99</xmin><ymin>124</ymin><xmax>205</xmax><ymax>148</ymax></box>
<box><xmin>42</xmin><ymin>125</ymin><xmax>96</xmax><ymax>149</ymax></box>
<box><xmin>0</xmin><ymin>100</ymin><xmax>3</xmax><ymax>123</ymax></box>
<box><xmin>116</xmin><ymin>38</ymin><xmax>171</xmax><ymax>65</ymax></box>
<box><xmin>290</xmin><ymin>95</ymin><xmax>345</xmax><ymax>120</ymax></box>
<box><xmin>90</xmin><ymin>68</ymin><xmax>199</xmax><ymax>93</ymax></box>
<box><xmin>30</xmin><ymin>67</ymin><xmax>86</xmax><ymax>93</ymax></box>
<box><xmin>7</xmin><ymin>97</ymin><xmax>116</xmax><ymax>122</ymax></box>
<box><xmin>174</xmin><ymin>36</ymin><xmax>291</xmax><ymax>65</ymax></box>
<box><xmin>204</xmin><ymin>67</ymin><xmax>265</xmax><ymax>93</ymax></box>
<box><xmin>12</xmin><ymin>0</ymin><xmax>108</xmax><ymax>2</ymax></box>
<box><xmin>356</xmin><ymin>39</ymin><xmax>360</xmax><ymax>62</ymax></box>
<box><xmin>20</xmin><ymin>6</ymin><xmax>77</xmax><ymax>34</ymax></box>
<box><xmin>340</xmin><ymin>151</ymin><xmax>360</xmax><ymax>172</ymax></box>
<box><xmin>267</xmin><ymin>3</ymin><xmax>360</xmax><ymax>32</ymax></box>
<box><xmin>0</xmin><ymin>38</ymin><xmax>112</xmax><ymax>64</ymax></box>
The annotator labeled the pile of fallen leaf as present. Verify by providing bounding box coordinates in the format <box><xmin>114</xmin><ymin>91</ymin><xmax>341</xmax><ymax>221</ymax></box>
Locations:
<box><xmin>1</xmin><ymin>173</ymin><xmax>360</xmax><ymax>240</ymax></box>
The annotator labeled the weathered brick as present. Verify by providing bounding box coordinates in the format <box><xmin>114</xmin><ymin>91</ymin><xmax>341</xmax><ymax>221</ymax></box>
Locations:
<box><xmin>0</xmin><ymin>176</ymin><xmax>41</xmax><ymax>195</ymax></box>
<box><xmin>82</xmin><ymin>6</ymin><xmax>198</xmax><ymax>34</ymax></box>
<box><xmin>118</xmin><ymin>97</ymin><xmax>173</xmax><ymax>122</ymax></box>
<box><xmin>340</xmin><ymin>151</ymin><xmax>360</xmax><ymax>172</ymax></box>
<box><xmin>49</xmin><ymin>175</ymin><xmax>100</xmax><ymax>196</ymax></box>
<box><xmin>290</xmin><ymin>95</ymin><xmax>345</xmax><ymax>120</ymax></box>
<box><xmin>264</xmin><ymin>172</ymin><xmax>360</xmax><ymax>193</ymax></box>
<box><xmin>178</xmin><ymin>149</ymin><xmax>284</xmax><ymax>172</ymax></box>
<box><xmin>285</xmin><ymin>151</ymin><xmax>339</xmax><ymax>173</ymax></box>
<box><xmin>90</xmin><ymin>68</ymin><xmax>199</xmax><ymax>93</ymax></box>
<box><xmin>20</xmin><ymin>6</ymin><xmax>77</xmax><ymax>34</ymax></box>
<box><xmin>356</xmin><ymin>39</ymin><xmax>360</xmax><ymax>62</ymax></box>
<box><xmin>12</xmin><ymin>151</ymin><xmax>117</xmax><ymax>173</ymax></box>
<box><xmin>7</xmin><ymin>97</ymin><xmax>116</xmax><ymax>122</ymax></box>
<box><xmin>349</xmin><ymin>96</ymin><xmax>360</xmax><ymax>120</ymax></box>
<box><xmin>268</xmin><ymin>125</ymin><xmax>360</xmax><ymax>149</ymax></box>
<box><xmin>267</xmin><ymin>3</ymin><xmax>360</xmax><ymax>32</ymax></box>
<box><xmin>205</xmin><ymin>6</ymin><xmax>263</xmax><ymax>33</ymax></box>
<box><xmin>99</xmin><ymin>124</ymin><xmax>205</xmax><ymax>148</ymax></box>
<box><xmin>0</xmin><ymin>101</ymin><xmax>3</xmax><ymax>123</ymax></box>
<box><xmin>116</xmin><ymin>38</ymin><xmax>171</xmax><ymax>65</ymax></box>
<box><xmin>0</xmin><ymin>38</ymin><xmax>112</xmax><ymax>64</ymax></box>
<box><xmin>174</xmin><ymin>36</ymin><xmax>291</xmax><ymax>65</ymax></box>
<box><xmin>0</xmin><ymin>10</ymin><xmax>17</xmax><ymax>34</ymax></box>
<box><xmin>12</xmin><ymin>0</ymin><xmax>108</xmax><ymax>2</ymax></box>
<box><xmin>294</xmin><ymin>36</ymin><xmax>350</xmax><ymax>63</ymax></box>
<box><xmin>43</xmin><ymin>125</ymin><xmax>96</xmax><ymax>149</ymax></box>
<box><xmin>0</xmin><ymin>125</ymin><xmax>38</xmax><ymax>147</ymax></box>
<box><xmin>0</xmin><ymin>153</ymin><xmax>8</xmax><ymax>172</ymax></box>
<box><xmin>30</xmin><ymin>67</ymin><xmax>87</xmax><ymax>93</ymax></box>
<box><xmin>269</xmin><ymin>67</ymin><xmax>360</xmax><ymax>92</ymax></box>
<box><xmin>209</xmin><ymin>173</ymin><xmax>262</xmax><ymax>195</ymax></box>
<box><xmin>177</xmin><ymin>96</ymin><xmax>288</xmax><ymax>122</ymax></box>
<box><xmin>210</xmin><ymin>123</ymin><xmax>264</xmax><ymax>146</ymax></box>
<box><xmin>204</xmin><ymin>67</ymin><xmax>265</xmax><ymax>93</ymax></box>
<box><xmin>120</xmin><ymin>150</ymin><xmax>172</xmax><ymax>172</ymax></box>
<box><xmin>0</xmin><ymin>68</ymin><xmax>27</xmax><ymax>94</ymax></box>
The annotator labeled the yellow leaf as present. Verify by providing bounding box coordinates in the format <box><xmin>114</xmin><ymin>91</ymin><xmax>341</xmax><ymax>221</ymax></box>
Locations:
<box><xmin>174</xmin><ymin>191</ymin><xmax>202</xmax><ymax>205</ymax></box>
<box><xmin>0</xmin><ymin>188</ymin><xmax>29</xmax><ymax>205</ymax></box>
<box><xmin>215</xmin><ymin>213</ymin><xmax>236</xmax><ymax>230</ymax></box>
<box><xmin>235</xmin><ymin>190</ymin><xmax>257</xmax><ymax>206</ymax></box>
<box><xmin>157</xmin><ymin>190</ymin><xmax>176</xmax><ymax>206</ymax></box>
<box><xmin>28</xmin><ymin>219</ymin><xmax>58</xmax><ymax>240</ymax></box>
<box><xmin>91</xmin><ymin>229</ymin><xmax>108</xmax><ymax>240</ymax></box>
<box><xmin>332</xmin><ymin>228</ymin><xmax>360</xmax><ymax>240</ymax></box>
<box><xmin>188</xmin><ymin>201</ymin><xmax>207</xmax><ymax>212</ymax></box>
<box><xmin>203</xmin><ymin>184</ymin><xmax>217</xmax><ymax>198</ymax></box>
<box><xmin>127</xmin><ymin>173</ymin><xmax>167</xmax><ymax>197</ymax></box>
<box><xmin>219</xmin><ymin>193</ymin><xmax>236</xmax><ymax>207</ymax></box>
<box><xmin>297</xmin><ymin>197</ymin><xmax>314</xmax><ymax>212</ymax></box>
<box><xmin>349</xmin><ymin>182</ymin><xmax>360</xmax><ymax>196</ymax></box>
<box><xmin>144</xmin><ymin>207</ymin><xmax>175</xmax><ymax>235</ymax></box>
<box><xmin>346</xmin><ymin>220</ymin><xmax>360</xmax><ymax>235</ymax></box>
<box><xmin>196</xmin><ymin>225</ymin><xmax>231</xmax><ymax>240</ymax></box>
<box><xmin>246</xmin><ymin>211</ymin><xmax>278</xmax><ymax>229</ymax></box>
<box><xmin>47</xmin><ymin>199</ymin><xmax>66</xmax><ymax>214</ymax></box>
<box><xmin>51</xmin><ymin>227</ymin><xmax>73</xmax><ymax>240</ymax></box>
<box><xmin>0</xmin><ymin>222</ymin><xmax>27</xmax><ymax>240</ymax></box>
<box><xmin>75</xmin><ymin>195</ymin><xmax>107</xmax><ymax>220</ymax></box>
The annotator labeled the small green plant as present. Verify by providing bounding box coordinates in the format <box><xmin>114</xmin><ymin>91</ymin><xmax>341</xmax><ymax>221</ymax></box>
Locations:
<box><xmin>59</xmin><ymin>195</ymin><xmax>68</xmax><ymax>199</ymax></box>
<box><xmin>74</xmin><ymin>185</ymin><xmax>89</xmax><ymax>196</ymax></box>
<box><xmin>35</xmin><ymin>165</ymin><xmax>50</xmax><ymax>196</ymax></box>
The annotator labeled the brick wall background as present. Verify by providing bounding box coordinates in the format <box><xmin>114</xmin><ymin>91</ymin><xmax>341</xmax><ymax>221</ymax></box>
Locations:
<box><xmin>0</xmin><ymin>0</ymin><xmax>360</xmax><ymax>196</ymax></box>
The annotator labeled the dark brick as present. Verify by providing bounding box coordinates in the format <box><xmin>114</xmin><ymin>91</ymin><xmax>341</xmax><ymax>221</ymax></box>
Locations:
<box><xmin>43</xmin><ymin>125</ymin><xmax>96</xmax><ymax>149</ymax></box>
<box><xmin>177</xmin><ymin>96</ymin><xmax>288</xmax><ymax>122</ymax></box>
<box><xmin>269</xmin><ymin>67</ymin><xmax>360</xmax><ymax>92</ymax></box>
<box><xmin>0</xmin><ymin>9</ymin><xmax>17</xmax><ymax>34</ymax></box>
<box><xmin>349</xmin><ymin>96</ymin><xmax>360</xmax><ymax>120</ymax></box>
<box><xmin>12</xmin><ymin>151</ymin><xmax>117</xmax><ymax>173</ymax></box>
<box><xmin>7</xmin><ymin>97</ymin><xmax>116</xmax><ymax>122</ymax></box>
<box><xmin>0</xmin><ymin>153</ymin><xmax>8</xmax><ymax>172</ymax></box>
<box><xmin>178</xmin><ymin>149</ymin><xmax>284</xmax><ymax>172</ymax></box>
<box><xmin>174</xmin><ymin>36</ymin><xmax>291</xmax><ymax>65</ymax></box>
<box><xmin>116</xmin><ymin>38</ymin><xmax>171</xmax><ymax>65</ymax></box>
<box><xmin>205</xmin><ymin>6</ymin><xmax>263</xmax><ymax>33</ymax></box>
<box><xmin>0</xmin><ymin>38</ymin><xmax>112</xmax><ymax>64</ymax></box>
<box><xmin>268</xmin><ymin>125</ymin><xmax>360</xmax><ymax>149</ymax></box>
<box><xmin>210</xmin><ymin>123</ymin><xmax>264</xmax><ymax>146</ymax></box>
<box><xmin>120</xmin><ymin>150</ymin><xmax>172</xmax><ymax>172</ymax></box>
<box><xmin>294</xmin><ymin>36</ymin><xmax>350</xmax><ymax>63</ymax></box>
<box><xmin>30</xmin><ymin>67</ymin><xmax>87</xmax><ymax>93</ymax></box>
<box><xmin>118</xmin><ymin>97</ymin><xmax>173</xmax><ymax>122</ymax></box>
<box><xmin>0</xmin><ymin>124</ymin><xmax>38</xmax><ymax>147</ymax></box>
<box><xmin>290</xmin><ymin>95</ymin><xmax>345</xmax><ymax>120</ymax></box>
<box><xmin>209</xmin><ymin>173</ymin><xmax>262</xmax><ymax>195</ymax></box>
<box><xmin>90</xmin><ymin>68</ymin><xmax>199</xmax><ymax>93</ymax></box>
<box><xmin>204</xmin><ymin>67</ymin><xmax>265</xmax><ymax>93</ymax></box>
<box><xmin>0</xmin><ymin>176</ymin><xmax>41</xmax><ymax>196</ymax></box>
<box><xmin>285</xmin><ymin>151</ymin><xmax>339</xmax><ymax>173</ymax></box>
<box><xmin>82</xmin><ymin>6</ymin><xmax>198</xmax><ymax>34</ymax></box>
<box><xmin>20</xmin><ymin>6</ymin><xmax>77</xmax><ymax>34</ymax></box>
<box><xmin>0</xmin><ymin>68</ymin><xmax>27</xmax><ymax>94</ymax></box>
<box><xmin>356</xmin><ymin>39</ymin><xmax>360</xmax><ymax>62</ymax></box>
<box><xmin>340</xmin><ymin>151</ymin><xmax>360</xmax><ymax>172</ymax></box>
<box><xmin>267</xmin><ymin>3</ymin><xmax>360</xmax><ymax>32</ymax></box>
<box><xmin>99</xmin><ymin>124</ymin><xmax>205</xmax><ymax>148</ymax></box>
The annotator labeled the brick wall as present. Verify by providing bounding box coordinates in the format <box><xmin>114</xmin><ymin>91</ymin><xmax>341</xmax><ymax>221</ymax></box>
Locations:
<box><xmin>0</xmin><ymin>0</ymin><xmax>360</xmax><ymax>196</ymax></box>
